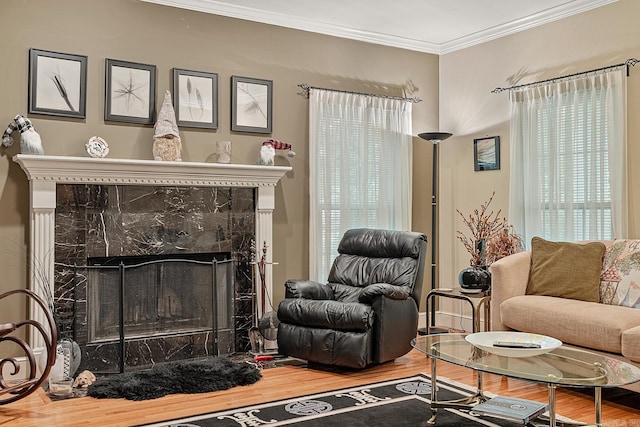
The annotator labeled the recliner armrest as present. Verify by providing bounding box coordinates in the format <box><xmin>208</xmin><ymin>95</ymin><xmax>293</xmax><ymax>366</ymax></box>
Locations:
<box><xmin>371</xmin><ymin>295</ymin><xmax>418</xmax><ymax>363</ymax></box>
<box><xmin>358</xmin><ymin>283</ymin><xmax>410</xmax><ymax>304</ymax></box>
<box><xmin>278</xmin><ymin>299</ymin><xmax>373</xmax><ymax>331</ymax></box>
<box><xmin>284</xmin><ymin>279</ymin><xmax>334</xmax><ymax>300</ymax></box>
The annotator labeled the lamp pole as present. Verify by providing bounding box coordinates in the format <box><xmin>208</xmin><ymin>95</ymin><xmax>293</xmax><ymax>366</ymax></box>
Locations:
<box><xmin>418</xmin><ymin>132</ymin><xmax>452</xmax><ymax>330</ymax></box>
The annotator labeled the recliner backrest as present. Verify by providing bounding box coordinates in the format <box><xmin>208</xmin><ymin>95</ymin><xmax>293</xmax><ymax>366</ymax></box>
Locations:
<box><xmin>327</xmin><ymin>228</ymin><xmax>427</xmax><ymax>304</ymax></box>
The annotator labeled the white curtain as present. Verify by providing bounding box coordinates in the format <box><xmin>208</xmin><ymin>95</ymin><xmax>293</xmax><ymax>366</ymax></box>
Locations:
<box><xmin>509</xmin><ymin>67</ymin><xmax>627</xmax><ymax>245</ymax></box>
<box><xmin>309</xmin><ymin>89</ymin><xmax>413</xmax><ymax>281</ymax></box>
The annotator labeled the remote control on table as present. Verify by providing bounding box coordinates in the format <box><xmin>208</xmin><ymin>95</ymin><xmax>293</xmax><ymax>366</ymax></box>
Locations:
<box><xmin>492</xmin><ymin>341</ymin><xmax>541</xmax><ymax>349</ymax></box>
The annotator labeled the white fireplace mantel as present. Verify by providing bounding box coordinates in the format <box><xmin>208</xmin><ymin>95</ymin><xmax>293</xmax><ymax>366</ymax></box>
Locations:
<box><xmin>13</xmin><ymin>154</ymin><xmax>291</xmax><ymax>187</ymax></box>
<box><xmin>13</xmin><ymin>154</ymin><xmax>291</xmax><ymax>349</ymax></box>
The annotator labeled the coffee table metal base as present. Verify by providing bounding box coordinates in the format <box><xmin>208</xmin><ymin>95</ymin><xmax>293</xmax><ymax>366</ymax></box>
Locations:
<box><xmin>428</xmin><ymin>357</ymin><xmax>599</xmax><ymax>426</ymax></box>
<box><xmin>428</xmin><ymin>357</ymin><xmax>489</xmax><ymax>424</ymax></box>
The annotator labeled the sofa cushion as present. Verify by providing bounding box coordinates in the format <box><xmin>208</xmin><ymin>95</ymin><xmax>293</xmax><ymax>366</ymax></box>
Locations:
<box><xmin>622</xmin><ymin>325</ymin><xmax>640</xmax><ymax>362</ymax></box>
<box><xmin>500</xmin><ymin>295</ymin><xmax>640</xmax><ymax>353</ymax></box>
<box><xmin>600</xmin><ymin>239</ymin><xmax>640</xmax><ymax>307</ymax></box>
<box><xmin>526</xmin><ymin>237</ymin><xmax>605</xmax><ymax>302</ymax></box>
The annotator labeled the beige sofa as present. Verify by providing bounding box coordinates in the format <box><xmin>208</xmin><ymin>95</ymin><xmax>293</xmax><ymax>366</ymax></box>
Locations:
<box><xmin>490</xmin><ymin>244</ymin><xmax>640</xmax><ymax>390</ymax></box>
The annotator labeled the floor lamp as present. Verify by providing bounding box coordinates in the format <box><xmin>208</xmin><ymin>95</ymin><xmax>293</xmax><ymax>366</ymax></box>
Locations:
<box><xmin>418</xmin><ymin>132</ymin><xmax>452</xmax><ymax>333</ymax></box>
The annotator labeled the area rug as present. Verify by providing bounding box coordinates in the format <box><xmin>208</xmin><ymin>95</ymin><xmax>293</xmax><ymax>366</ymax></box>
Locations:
<box><xmin>138</xmin><ymin>374</ymin><xmax>548</xmax><ymax>426</ymax></box>
<box><xmin>87</xmin><ymin>357</ymin><xmax>261</xmax><ymax>401</ymax></box>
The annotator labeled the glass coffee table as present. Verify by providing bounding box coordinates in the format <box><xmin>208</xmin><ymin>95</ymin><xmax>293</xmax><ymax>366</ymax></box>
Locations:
<box><xmin>412</xmin><ymin>334</ymin><xmax>640</xmax><ymax>427</ymax></box>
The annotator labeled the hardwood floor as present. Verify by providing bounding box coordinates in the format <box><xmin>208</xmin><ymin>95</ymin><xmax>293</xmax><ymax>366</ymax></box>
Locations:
<box><xmin>1</xmin><ymin>349</ymin><xmax>638</xmax><ymax>426</ymax></box>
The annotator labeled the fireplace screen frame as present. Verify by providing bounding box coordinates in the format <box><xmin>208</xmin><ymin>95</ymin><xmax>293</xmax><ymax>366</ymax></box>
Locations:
<box><xmin>66</xmin><ymin>253</ymin><xmax>234</xmax><ymax>373</ymax></box>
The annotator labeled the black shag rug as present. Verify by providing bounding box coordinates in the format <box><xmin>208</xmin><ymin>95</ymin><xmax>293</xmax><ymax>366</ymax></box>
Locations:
<box><xmin>87</xmin><ymin>356</ymin><xmax>261</xmax><ymax>401</ymax></box>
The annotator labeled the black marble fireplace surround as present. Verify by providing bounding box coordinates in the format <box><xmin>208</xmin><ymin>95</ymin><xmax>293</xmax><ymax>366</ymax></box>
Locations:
<box><xmin>53</xmin><ymin>184</ymin><xmax>256</xmax><ymax>373</ymax></box>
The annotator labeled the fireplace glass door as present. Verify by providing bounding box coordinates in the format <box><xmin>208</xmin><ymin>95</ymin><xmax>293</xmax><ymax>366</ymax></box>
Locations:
<box><xmin>86</xmin><ymin>254</ymin><xmax>232</xmax><ymax>344</ymax></box>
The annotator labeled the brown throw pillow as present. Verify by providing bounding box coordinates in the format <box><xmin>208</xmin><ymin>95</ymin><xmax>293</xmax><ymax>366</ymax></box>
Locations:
<box><xmin>526</xmin><ymin>237</ymin><xmax>605</xmax><ymax>302</ymax></box>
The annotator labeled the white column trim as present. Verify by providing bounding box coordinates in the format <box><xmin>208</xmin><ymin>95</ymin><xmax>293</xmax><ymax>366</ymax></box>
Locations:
<box><xmin>29</xmin><ymin>180</ymin><xmax>56</xmax><ymax>349</ymax></box>
<box><xmin>256</xmin><ymin>185</ymin><xmax>276</xmax><ymax>315</ymax></box>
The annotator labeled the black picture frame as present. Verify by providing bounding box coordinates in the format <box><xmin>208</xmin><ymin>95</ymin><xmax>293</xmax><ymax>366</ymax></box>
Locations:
<box><xmin>474</xmin><ymin>136</ymin><xmax>501</xmax><ymax>171</ymax></box>
<box><xmin>28</xmin><ymin>48</ymin><xmax>87</xmax><ymax>118</ymax></box>
<box><xmin>105</xmin><ymin>59</ymin><xmax>156</xmax><ymax>124</ymax></box>
<box><xmin>231</xmin><ymin>76</ymin><xmax>273</xmax><ymax>134</ymax></box>
<box><xmin>172</xmin><ymin>68</ymin><xmax>218</xmax><ymax>129</ymax></box>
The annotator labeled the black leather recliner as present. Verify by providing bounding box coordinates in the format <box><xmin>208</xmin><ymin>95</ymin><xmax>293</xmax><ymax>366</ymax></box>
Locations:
<box><xmin>277</xmin><ymin>228</ymin><xmax>427</xmax><ymax>369</ymax></box>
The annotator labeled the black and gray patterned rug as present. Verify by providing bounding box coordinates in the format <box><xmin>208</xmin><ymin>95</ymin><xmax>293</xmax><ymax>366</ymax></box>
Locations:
<box><xmin>138</xmin><ymin>374</ymin><xmax>544</xmax><ymax>426</ymax></box>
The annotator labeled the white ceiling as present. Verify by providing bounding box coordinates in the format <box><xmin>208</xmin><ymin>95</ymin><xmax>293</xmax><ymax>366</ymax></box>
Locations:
<box><xmin>142</xmin><ymin>0</ymin><xmax>616</xmax><ymax>54</ymax></box>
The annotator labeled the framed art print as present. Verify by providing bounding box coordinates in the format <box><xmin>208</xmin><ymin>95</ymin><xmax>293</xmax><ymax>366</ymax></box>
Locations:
<box><xmin>231</xmin><ymin>76</ymin><xmax>272</xmax><ymax>134</ymax></box>
<box><xmin>173</xmin><ymin>68</ymin><xmax>218</xmax><ymax>129</ymax></box>
<box><xmin>29</xmin><ymin>48</ymin><xmax>87</xmax><ymax>118</ymax></box>
<box><xmin>105</xmin><ymin>59</ymin><xmax>156</xmax><ymax>124</ymax></box>
<box><xmin>474</xmin><ymin>136</ymin><xmax>501</xmax><ymax>171</ymax></box>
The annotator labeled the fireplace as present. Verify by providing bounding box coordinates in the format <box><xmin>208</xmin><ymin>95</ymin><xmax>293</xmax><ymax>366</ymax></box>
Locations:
<box><xmin>86</xmin><ymin>253</ymin><xmax>232</xmax><ymax>344</ymax></box>
<box><xmin>54</xmin><ymin>183</ymin><xmax>255</xmax><ymax>372</ymax></box>
<box><xmin>61</xmin><ymin>252</ymin><xmax>234</xmax><ymax>373</ymax></box>
<box><xmin>13</xmin><ymin>155</ymin><xmax>290</xmax><ymax>371</ymax></box>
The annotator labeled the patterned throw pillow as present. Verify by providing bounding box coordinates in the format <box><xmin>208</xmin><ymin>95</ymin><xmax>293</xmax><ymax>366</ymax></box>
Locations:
<box><xmin>600</xmin><ymin>239</ymin><xmax>640</xmax><ymax>307</ymax></box>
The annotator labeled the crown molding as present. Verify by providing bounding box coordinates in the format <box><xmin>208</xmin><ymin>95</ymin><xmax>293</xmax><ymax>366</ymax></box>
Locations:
<box><xmin>439</xmin><ymin>0</ymin><xmax>618</xmax><ymax>54</ymax></box>
<box><xmin>141</xmin><ymin>0</ymin><xmax>617</xmax><ymax>55</ymax></box>
<box><xmin>141</xmin><ymin>0</ymin><xmax>442</xmax><ymax>53</ymax></box>
<box><xmin>141</xmin><ymin>0</ymin><xmax>440</xmax><ymax>53</ymax></box>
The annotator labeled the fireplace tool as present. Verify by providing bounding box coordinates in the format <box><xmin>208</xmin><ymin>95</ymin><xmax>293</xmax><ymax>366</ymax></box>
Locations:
<box><xmin>250</xmin><ymin>241</ymin><xmax>280</xmax><ymax>356</ymax></box>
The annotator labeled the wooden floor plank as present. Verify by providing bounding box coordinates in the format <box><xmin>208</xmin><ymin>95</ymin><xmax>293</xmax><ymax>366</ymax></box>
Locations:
<box><xmin>0</xmin><ymin>349</ymin><xmax>638</xmax><ymax>426</ymax></box>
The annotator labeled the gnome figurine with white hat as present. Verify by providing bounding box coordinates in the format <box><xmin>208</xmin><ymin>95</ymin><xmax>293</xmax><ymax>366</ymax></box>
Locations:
<box><xmin>153</xmin><ymin>90</ymin><xmax>182</xmax><ymax>161</ymax></box>
<box><xmin>2</xmin><ymin>114</ymin><xmax>44</xmax><ymax>155</ymax></box>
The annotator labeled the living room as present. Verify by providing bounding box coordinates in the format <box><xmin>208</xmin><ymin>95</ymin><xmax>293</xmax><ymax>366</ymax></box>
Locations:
<box><xmin>1</xmin><ymin>0</ymin><xmax>639</xmax><ymax>425</ymax></box>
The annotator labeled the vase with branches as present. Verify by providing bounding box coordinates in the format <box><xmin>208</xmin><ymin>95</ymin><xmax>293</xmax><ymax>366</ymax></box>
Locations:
<box><xmin>456</xmin><ymin>191</ymin><xmax>507</xmax><ymax>267</ymax></box>
<box><xmin>0</xmin><ymin>241</ymin><xmax>81</xmax><ymax>393</ymax></box>
<box><xmin>456</xmin><ymin>192</ymin><xmax>524</xmax><ymax>291</ymax></box>
<box><xmin>485</xmin><ymin>226</ymin><xmax>525</xmax><ymax>265</ymax></box>
<box><xmin>30</xmin><ymin>253</ymin><xmax>83</xmax><ymax>383</ymax></box>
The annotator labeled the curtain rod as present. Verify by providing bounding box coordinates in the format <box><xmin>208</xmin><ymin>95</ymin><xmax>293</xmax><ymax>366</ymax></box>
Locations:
<box><xmin>491</xmin><ymin>58</ymin><xmax>639</xmax><ymax>93</ymax></box>
<box><xmin>298</xmin><ymin>83</ymin><xmax>422</xmax><ymax>103</ymax></box>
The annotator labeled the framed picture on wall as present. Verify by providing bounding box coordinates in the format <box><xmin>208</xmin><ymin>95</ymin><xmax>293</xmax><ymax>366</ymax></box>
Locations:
<box><xmin>105</xmin><ymin>59</ymin><xmax>156</xmax><ymax>124</ymax></box>
<box><xmin>28</xmin><ymin>48</ymin><xmax>87</xmax><ymax>118</ymax></box>
<box><xmin>231</xmin><ymin>76</ymin><xmax>272</xmax><ymax>134</ymax></box>
<box><xmin>474</xmin><ymin>136</ymin><xmax>501</xmax><ymax>171</ymax></box>
<box><xmin>172</xmin><ymin>68</ymin><xmax>218</xmax><ymax>129</ymax></box>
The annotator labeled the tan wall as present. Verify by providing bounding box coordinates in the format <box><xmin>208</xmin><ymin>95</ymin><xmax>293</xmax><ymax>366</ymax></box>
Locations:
<box><xmin>0</xmin><ymin>0</ymin><xmax>439</xmax><ymax>329</ymax></box>
<box><xmin>5</xmin><ymin>0</ymin><xmax>633</xmax><ymax>336</ymax></box>
<box><xmin>438</xmin><ymin>0</ymin><xmax>640</xmax><ymax>319</ymax></box>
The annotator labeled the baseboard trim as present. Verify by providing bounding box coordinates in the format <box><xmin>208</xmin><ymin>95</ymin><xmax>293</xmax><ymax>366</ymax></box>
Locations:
<box><xmin>2</xmin><ymin>354</ymin><xmax>32</xmax><ymax>382</ymax></box>
<box><xmin>418</xmin><ymin>310</ymin><xmax>487</xmax><ymax>333</ymax></box>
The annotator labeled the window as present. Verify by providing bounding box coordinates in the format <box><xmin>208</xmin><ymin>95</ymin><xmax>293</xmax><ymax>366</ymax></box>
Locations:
<box><xmin>309</xmin><ymin>90</ymin><xmax>412</xmax><ymax>280</ymax></box>
<box><xmin>535</xmin><ymin>89</ymin><xmax>611</xmax><ymax>240</ymax></box>
<box><xmin>509</xmin><ymin>68</ymin><xmax>626</xmax><ymax>244</ymax></box>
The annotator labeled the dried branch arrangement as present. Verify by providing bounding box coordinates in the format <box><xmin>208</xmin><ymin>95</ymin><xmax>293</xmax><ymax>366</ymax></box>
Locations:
<box><xmin>456</xmin><ymin>191</ymin><xmax>523</xmax><ymax>266</ymax></box>
<box><xmin>485</xmin><ymin>226</ymin><xmax>525</xmax><ymax>265</ymax></box>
